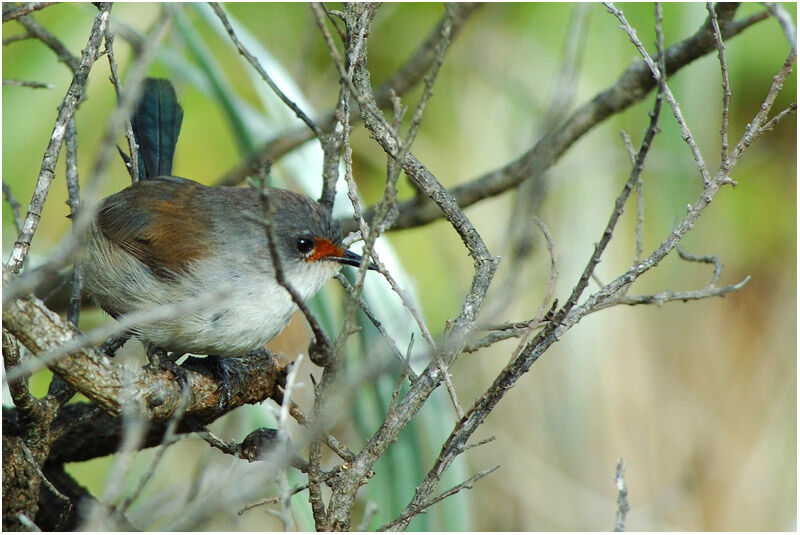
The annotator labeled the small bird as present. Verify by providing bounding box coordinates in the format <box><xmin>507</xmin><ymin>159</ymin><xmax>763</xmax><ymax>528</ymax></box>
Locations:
<box><xmin>84</xmin><ymin>78</ymin><xmax>372</xmax><ymax>362</ymax></box>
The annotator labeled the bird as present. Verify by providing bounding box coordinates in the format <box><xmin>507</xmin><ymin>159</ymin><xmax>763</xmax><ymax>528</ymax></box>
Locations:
<box><xmin>83</xmin><ymin>78</ymin><xmax>373</xmax><ymax>368</ymax></box>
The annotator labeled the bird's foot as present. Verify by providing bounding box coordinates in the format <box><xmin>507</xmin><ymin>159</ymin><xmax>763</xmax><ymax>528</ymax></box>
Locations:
<box><xmin>201</xmin><ymin>354</ymin><xmax>232</xmax><ymax>410</ymax></box>
<box><xmin>147</xmin><ymin>348</ymin><xmax>190</xmax><ymax>392</ymax></box>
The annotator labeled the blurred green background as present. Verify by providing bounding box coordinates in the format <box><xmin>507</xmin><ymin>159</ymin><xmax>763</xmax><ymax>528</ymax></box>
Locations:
<box><xmin>2</xmin><ymin>3</ymin><xmax>796</xmax><ymax>531</ymax></box>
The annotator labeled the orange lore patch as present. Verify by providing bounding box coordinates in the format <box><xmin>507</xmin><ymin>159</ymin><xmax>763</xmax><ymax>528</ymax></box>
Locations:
<box><xmin>307</xmin><ymin>238</ymin><xmax>345</xmax><ymax>262</ymax></box>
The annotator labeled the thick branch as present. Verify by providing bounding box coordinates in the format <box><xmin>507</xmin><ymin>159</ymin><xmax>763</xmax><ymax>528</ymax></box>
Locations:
<box><xmin>2</xmin><ymin>269</ymin><xmax>284</xmax><ymax>421</ymax></box>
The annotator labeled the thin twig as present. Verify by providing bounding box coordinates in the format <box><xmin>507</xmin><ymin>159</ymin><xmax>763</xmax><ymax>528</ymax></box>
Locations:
<box><xmin>2</xmin><ymin>181</ymin><xmax>24</xmax><ymax>234</ymax></box>
<box><xmin>3</xmin><ymin>330</ymin><xmax>45</xmax><ymax>425</ymax></box>
<box><xmin>512</xmin><ymin>217</ymin><xmax>558</xmax><ymax>358</ymax></box>
<box><xmin>614</xmin><ymin>459</ymin><xmax>630</xmax><ymax>531</ymax></box>
<box><xmin>2</xmin><ymin>2</ymin><xmax>56</xmax><ymax>22</ymax></box>
<box><xmin>251</xmin><ymin>181</ymin><xmax>333</xmax><ymax>366</ymax></box>
<box><xmin>2</xmin><ymin>79</ymin><xmax>54</xmax><ymax>89</ymax></box>
<box><xmin>620</xmin><ymin>129</ymin><xmax>644</xmax><ymax>262</ymax></box>
<box><xmin>118</xmin><ymin>376</ymin><xmax>193</xmax><ymax>514</ymax></box>
<box><xmin>6</xmin><ymin>4</ymin><xmax>111</xmax><ymax>274</ymax></box>
<box><xmin>605</xmin><ymin>2</ymin><xmax>712</xmax><ymax>187</ymax></box>
<box><xmin>209</xmin><ymin>2</ymin><xmax>322</xmax><ymax>139</ymax></box>
<box><xmin>21</xmin><ymin>441</ymin><xmax>73</xmax><ymax>519</ymax></box>
<box><xmin>764</xmin><ymin>2</ymin><xmax>797</xmax><ymax>53</ymax></box>
<box><xmin>65</xmin><ymin>118</ymin><xmax>82</xmax><ymax>327</ymax></box>
<box><xmin>3</xmin><ymin>33</ymin><xmax>32</xmax><ymax>45</ymax></box>
<box><xmin>378</xmin><ymin>465</ymin><xmax>500</xmax><ymax>531</ymax></box>
<box><xmin>334</xmin><ymin>273</ymin><xmax>415</xmax><ymax>379</ymax></box>
<box><xmin>707</xmin><ymin>3</ymin><xmax>731</xmax><ymax>168</ymax></box>
<box><xmin>16</xmin><ymin>13</ymin><xmax>81</xmax><ymax>72</ymax></box>
<box><xmin>104</xmin><ymin>29</ymin><xmax>139</xmax><ymax>183</ymax></box>
<box><xmin>731</xmin><ymin>52</ymin><xmax>796</xmax><ymax>161</ymax></box>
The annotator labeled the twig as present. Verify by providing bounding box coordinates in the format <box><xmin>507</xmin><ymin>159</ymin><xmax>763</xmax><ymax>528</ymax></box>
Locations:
<box><xmin>104</xmin><ymin>29</ymin><xmax>139</xmax><ymax>183</ymax></box>
<box><xmin>278</xmin><ymin>396</ymin><xmax>356</xmax><ymax>462</ymax></box>
<box><xmin>215</xmin><ymin>3</ymin><xmax>481</xmax><ymax>187</ymax></box>
<box><xmin>196</xmin><ymin>427</ymin><xmax>240</xmax><ymax>456</ymax></box>
<box><xmin>620</xmin><ymin>129</ymin><xmax>644</xmax><ymax>262</ymax></box>
<box><xmin>764</xmin><ymin>2</ymin><xmax>797</xmax><ymax>53</ymax></box>
<box><xmin>3</xmin><ymin>33</ymin><xmax>32</xmax><ymax>45</ymax></box>
<box><xmin>237</xmin><ymin>465</ymin><xmax>346</xmax><ymax>515</ymax></box>
<box><xmin>731</xmin><ymin>52</ymin><xmax>796</xmax><ymax>161</ymax></box>
<box><xmin>273</xmin><ymin>355</ymin><xmax>303</xmax><ymax>531</ymax></box>
<box><xmin>2</xmin><ymin>2</ymin><xmax>57</xmax><ymax>22</ymax></box>
<box><xmin>707</xmin><ymin>3</ymin><xmax>731</xmax><ymax>169</ymax></box>
<box><xmin>378</xmin><ymin>465</ymin><xmax>500</xmax><ymax>531</ymax></box>
<box><xmin>15</xmin><ymin>13</ymin><xmax>81</xmax><ymax>72</ymax></box>
<box><xmin>614</xmin><ymin>459</ymin><xmax>630</xmax><ymax>531</ymax></box>
<box><xmin>251</xmin><ymin>182</ymin><xmax>333</xmax><ymax>366</ymax></box>
<box><xmin>334</xmin><ymin>273</ymin><xmax>415</xmax><ymax>379</ymax></box>
<box><xmin>117</xmin><ymin>376</ymin><xmax>193</xmax><ymax>514</ymax></box>
<box><xmin>2</xmin><ymin>181</ymin><xmax>24</xmax><ymax>234</ymax></box>
<box><xmin>387</xmin><ymin>336</ymin><xmax>414</xmax><ymax>416</ymax></box>
<box><xmin>2</xmin><ymin>79</ymin><xmax>54</xmax><ymax>89</ymax></box>
<box><xmin>65</xmin><ymin>118</ymin><xmax>82</xmax><ymax>328</ymax></box>
<box><xmin>605</xmin><ymin>2</ymin><xmax>712</xmax><ymax>187</ymax></box>
<box><xmin>512</xmin><ymin>217</ymin><xmax>558</xmax><ymax>358</ymax></box>
<box><xmin>3</xmin><ymin>330</ymin><xmax>45</xmax><ymax>426</ymax></box>
<box><xmin>464</xmin><ymin>434</ymin><xmax>496</xmax><ymax>451</ymax></box>
<box><xmin>357</xmin><ymin>501</ymin><xmax>380</xmax><ymax>532</ymax></box>
<box><xmin>6</xmin><ymin>4</ymin><xmax>111</xmax><ymax>274</ymax></box>
<box><xmin>345</xmin><ymin>5</ymin><xmax>768</xmax><ymax>234</ymax></box>
<box><xmin>209</xmin><ymin>2</ymin><xmax>322</xmax><ymax>139</ymax></box>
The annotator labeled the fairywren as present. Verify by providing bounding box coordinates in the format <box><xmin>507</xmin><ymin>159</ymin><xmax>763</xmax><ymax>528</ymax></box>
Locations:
<box><xmin>84</xmin><ymin>78</ymin><xmax>372</xmax><ymax>359</ymax></box>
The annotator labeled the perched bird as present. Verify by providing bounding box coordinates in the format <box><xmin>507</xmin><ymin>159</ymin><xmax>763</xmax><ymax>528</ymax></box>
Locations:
<box><xmin>84</xmin><ymin>78</ymin><xmax>372</xmax><ymax>363</ymax></box>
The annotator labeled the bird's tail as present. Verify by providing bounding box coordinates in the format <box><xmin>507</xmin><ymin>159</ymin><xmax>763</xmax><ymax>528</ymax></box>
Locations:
<box><xmin>121</xmin><ymin>78</ymin><xmax>184</xmax><ymax>180</ymax></box>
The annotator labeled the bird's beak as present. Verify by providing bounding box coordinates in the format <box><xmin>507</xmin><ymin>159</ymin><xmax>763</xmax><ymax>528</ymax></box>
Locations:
<box><xmin>331</xmin><ymin>249</ymin><xmax>379</xmax><ymax>271</ymax></box>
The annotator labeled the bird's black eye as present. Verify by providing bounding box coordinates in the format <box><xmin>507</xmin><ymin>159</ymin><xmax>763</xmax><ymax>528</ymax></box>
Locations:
<box><xmin>296</xmin><ymin>237</ymin><xmax>315</xmax><ymax>255</ymax></box>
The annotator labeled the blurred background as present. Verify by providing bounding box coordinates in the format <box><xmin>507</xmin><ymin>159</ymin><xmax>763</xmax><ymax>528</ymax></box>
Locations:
<box><xmin>2</xmin><ymin>3</ymin><xmax>795</xmax><ymax>531</ymax></box>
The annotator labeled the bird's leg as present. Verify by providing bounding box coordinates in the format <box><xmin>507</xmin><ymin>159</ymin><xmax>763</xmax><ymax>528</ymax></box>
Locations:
<box><xmin>201</xmin><ymin>354</ymin><xmax>232</xmax><ymax>410</ymax></box>
<box><xmin>146</xmin><ymin>347</ymin><xmax>190</xmax><ymax>391</ymax></box>
<box><xmin>99</xmin><ymin>333</ymin><xmax>130</xmax><ymax>357</ymax></box>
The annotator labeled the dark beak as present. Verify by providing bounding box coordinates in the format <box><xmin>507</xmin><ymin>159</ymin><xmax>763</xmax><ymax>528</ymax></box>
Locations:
<box><xmin>333</xmin><ymin>249</ymin><xmax>378</xmax><ymax>271</ymax></box>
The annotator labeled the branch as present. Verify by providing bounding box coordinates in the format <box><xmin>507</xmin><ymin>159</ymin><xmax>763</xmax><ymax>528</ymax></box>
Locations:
<box><xmin>325</xmin><ymin>5</ymin><xmax>499</xmax><ymax>529</ymax></box>
<box><xmin>614</xmin><ymin>459</ymin><xmax>630</xmax><ymax>531</ymax></box>
<box><xmin>2</xmin><ymin>268</ymin><xmax>284</xmax><ymax>421</ymax></box>
<box><xmin>2</xmin><ymin>2</ymin><xmax>56</xmax><ymax>23</ymax></box>
<box><xmin>214</xmin><ymin>3</ymin><xmax>481</xmax><ymax>187</ymax></box>
<box><xmin>6</xmin><ymin>3</ymin><xmax>111</xmax><ymax>274</ymax></box>
<box><xmin>344</xmin><ymin>4</ymin><xmax>768</xmax><ymax>234</ymax></box>
<box><xmin>379</xmin><ymin>465</ymin><xmax>500</xmax><ymax>531</ymax></box>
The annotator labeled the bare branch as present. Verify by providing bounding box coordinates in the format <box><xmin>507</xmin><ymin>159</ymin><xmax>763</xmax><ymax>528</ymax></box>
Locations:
<box><xmin>764</xmin><ymin>2</ymin><xmax>797</xmax><ymax>53</ymax></box>
<box><xmin>215</xmin><ymin>3</ymin><xmax>481</xmax><ymax>187</ymax></box>
<box><xmin>2</xmin><ymin>181</ymin><xmax>24</xmax><ymax>234</ymax></box>
<box><xmin>614</xmin><ymin>459</ymin><xmax>630</xmax><ymax>531</ymax></box>
<box><xmin>2</xmin><ymin>2</ymin><xmax>56</xmax><ymax>22</ymax></box>
<box><xmin>348</xmin><ymin>4</ymin><xmax>767</xmax><ymax>233</ymax></box>
<box><xmin>2</xmin><ymin>79</ymin><xmax>54</xmax><ymax>89</ymax></box>
<box><xmin>6</xmin><ymin>4</ymin><xmax>111</xmax><ymax>274</ymax></box>
<box><xmin>379</xmin><ymin>465</ymin><xmax>500</xmax><ymax>531</ymax></box>
<box><xmin>209</xmin><ymin>2</ymin><xmax>322</xmax><ymax>140</ymax></box>
<box><xmin>15</xmin><ymin>12</ymin><xmax>80</xmax><ymax>72</ymax></box>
